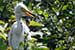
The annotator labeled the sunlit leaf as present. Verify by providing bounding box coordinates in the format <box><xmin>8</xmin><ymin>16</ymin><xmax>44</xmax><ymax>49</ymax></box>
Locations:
<box><xmin>0</xmin><ymin>25</ymin><xmax>4</xmax><ymax>33</ymax></box>
<box><xmin>62</xmin><ymin>4</ymin><xmax>68</xmax><ymax>11</ymax></box>
<box><xmin>10</xmin><ymin>15</ymin><xmax>16</xmax><ymax>19</ymax></box>
<box><xmin>43</xmin><ymin>11</ymin><xmax>49</xmax><ymax>18</ymax></box>
<box><xmin>36</xmin><ymin>46</ymin><xmax>50</xmax><ymax>50</ymax></box>
<box><xmin>31</xmin><ymin>38</ymin><xmax>37</xmax><ymax>42</ymax></box>
<box><xmin>29</xmin><ymin>20</ymin><xmax>44</xmax><ymax>27</ymax></box>
<box><xmin>0</xmin><ymin>20</ymin><xmax>5</xmax><ymax>25</ymax></box>
<box><xmin>0</xmin><ymin>33</ymin><xmax>6</xmax><ymax>40</ymax></box>
<box><xmin>55</xmin><ymin>46</ymin><xmax>66</xmax><ymax>50</ymax></box>
<box><xmin>36</xmin><ymin>9</ymin><xmax>43</xmax><ymax>15</ymax></box>
<box><xmin>6</xmin><ymin>46</ymin><xmax>12</xmax><ymax>50</ymax></box>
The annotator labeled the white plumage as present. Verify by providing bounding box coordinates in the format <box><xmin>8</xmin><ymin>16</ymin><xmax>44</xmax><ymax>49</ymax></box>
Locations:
<box><xmin>8</xmin><ymin>2</ymin><xmax>32</xmax><ymax>50</ymax></box>
<box><xmin>8</xmin><ymin>2</ymin><xmax>44</xmax><ymax>50</ymax></box>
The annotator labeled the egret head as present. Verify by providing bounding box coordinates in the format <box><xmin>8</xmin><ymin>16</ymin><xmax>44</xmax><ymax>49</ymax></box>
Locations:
<box><xmin>14</xmin><ymin>2</ymin><xmax>33</xmax><ymax>18</ymax></box>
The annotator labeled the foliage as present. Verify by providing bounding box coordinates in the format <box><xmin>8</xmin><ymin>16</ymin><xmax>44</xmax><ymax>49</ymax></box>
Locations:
<box><xmin>29</xmin><ymin>20</ymin><xmax>43</xmax><ymax>27</ymax></box>
<box><xmin>0</xmin><ymin>0</ymin><xmax>75</xmax><ymax>50</ymax></box>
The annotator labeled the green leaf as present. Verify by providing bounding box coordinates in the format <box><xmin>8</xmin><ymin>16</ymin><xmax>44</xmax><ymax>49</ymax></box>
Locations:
<box><xmin>43</xmin><ymin>11</ymin><xmax>49</xmax><ymax>18</ymax></box>
<box><xmin>0</xmin><ymin>6</ymin><xmax>4</xmax><ymax>11</ymax></box>
<box><xmin>28</xmin><ymin>3</ymin><xmax>33</xmax><ymax>9</ymax></box>
<box><xmin>29</xmin><ymin>21</ymin><xmax>43</xmax><ymax>27</ymax></box>
<box><xmin>0</xmin><ymin>38</ymin><xmax>7</xmax><ymax>50</ymax></box>
<box><xmin>55</xmin><ymin>46</ymin><xmax>66</xmax><ymax>50</ymax></box>
<box><xmin>0</xmin><ymin>33</ymin><xmax>6</xmax><ymax>40</ymax></box>
<box><xmin>62</xmin><ymin>4</ymin><xmax>68</xmax><ymax>11</ymax></box>
<box><xmin>10</xmin><ymin>15</ymin><xmax>16</xmax><ymax>19</ymax></box>
<box><xmin>19</xmin><ymin>42</ymin><xmax>24</xmax><ymax>47</ymax></box>
<box><xmin>36</xmin><ymin>9</ymin><xmax>43</xmax><ymax>15</ymax></box>
<box><xmin>52</xmin><ymin>7</ymin><xmax>58</xmax><ymax>13</ymax></box>
<box><xmin>0</xmin><ymin>20</ymin><xmax>5</xmax><ymax>25</ymax></box>
<box><xmin>36</xmin><ymin>47</ymin><xmax>49</xmax><ymax>50</ymax></box>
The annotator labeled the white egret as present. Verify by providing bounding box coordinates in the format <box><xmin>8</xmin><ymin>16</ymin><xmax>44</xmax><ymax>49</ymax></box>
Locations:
<box><xmin>8</xmin><ymin>2</ymin><xmax>33</xmax><ymax>50</ymax></box>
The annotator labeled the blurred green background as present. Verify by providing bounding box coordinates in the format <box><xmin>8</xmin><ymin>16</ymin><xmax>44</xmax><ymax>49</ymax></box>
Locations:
<box><xmin>0</xmin><ymin>0</ymin><xmax>75</xmax><ymax>50</ymax></box>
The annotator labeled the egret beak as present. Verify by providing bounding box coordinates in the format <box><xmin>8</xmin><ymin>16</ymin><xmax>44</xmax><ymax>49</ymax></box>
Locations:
<box><xmin>21</xmin><ymin>7</ymin><xmax>34</xmax><ymax>17</ymax></box>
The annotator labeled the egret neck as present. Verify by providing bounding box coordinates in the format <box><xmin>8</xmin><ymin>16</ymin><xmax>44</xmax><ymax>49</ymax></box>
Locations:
<box><xmin>15</xmin><ymin>14</ymin><xmax>23</xmax><ymax>35</ymax></box>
